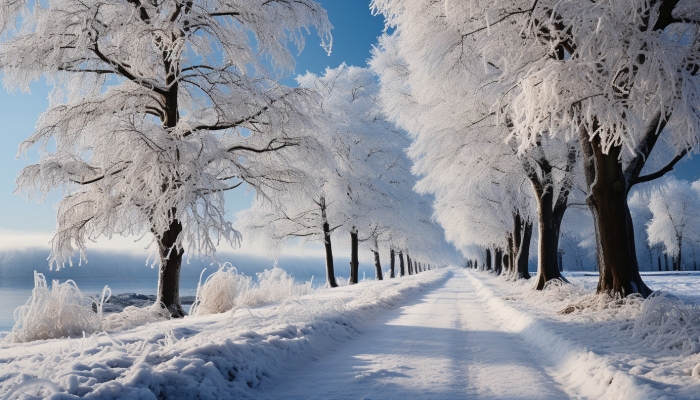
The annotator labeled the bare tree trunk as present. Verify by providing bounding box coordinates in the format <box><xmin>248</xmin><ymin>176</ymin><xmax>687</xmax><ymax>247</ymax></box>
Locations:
<box><xmin>486</xmin><ymin>248</ymin><xmax>492</xmax><ymax>270</ymax></box>
<box><xmin>390</xmin><ymin>248</ymin><xmax>396</xmax><ymax>278</ymax></box>
<box><xmin>350</xmin><ymin>227</ymin><xmax>359</xmax><ymax>284</ymax></box>
<box><xmin>665</xmin><ymin>254</ymin><xmax>669</xmax><ymax>271</ymax></box>
<box><xmin>399</xmin><ymin>251</ymin><xmax>405</xmax><ymax>276</ymax></box>
<box><xmin>533</xmin><ymin>188</ymin><xmax>566</xmax><ymax>289</ymax></box>
<box><xmin>373</xmin><ymin>251</ymin><xmax>383</xmax><ymax>280</ymax></box>
<box><xmin>510</xmin><ymin>213</ymin><xmax>522</xmax><ymax>279</ymax></box>
<box><xmin>506</xmin><ymin>232</ymin><xmax>515</xmax><ymax>277</ymax></box>
<box><xmin>675</xmin><ymin>236</ymin><xmax>683</xmax><ymax>271</ymax></box>
<box><xmin>494</xmin><ymin>248</ymin><xmax>503</xmax><ymax>275</ymax></box>
<box><xmin>579</xmin><ymin>134</ymin><xmax>652</xmax><ymax>297</ymax></box>
<box><xmin>407</xmin><ymin>252</ymin><xmax>413</xmax><ymax>275</ymax></box>
<box><xmin>156</xmin><ymin>218</ymin><xmax>185</xmax><ymax>318</ymax></box>
<box><xmin>517</xmin><ymin>220</ymin><xmax>533</xmax><ymax>279</ymax></box>
<box><xmin>320</xmin><ymin>197</ymin><xmax>337</xmax><ymax>288</ymax></box>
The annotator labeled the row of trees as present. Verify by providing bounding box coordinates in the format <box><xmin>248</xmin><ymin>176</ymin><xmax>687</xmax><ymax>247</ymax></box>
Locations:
<box><xmin>0</xmin><ymin>0</ymin><xmax>456</xmax><ymax>317</ymax></box>
<box><xmin>370</xmin><ymin>0</ymin><xmax>700</xmax><ymax>297</ymax></box>
<box><xmin>237</xmin><ymin>64</ymin><xmax>456</xmax><ymax>287</ymax></box>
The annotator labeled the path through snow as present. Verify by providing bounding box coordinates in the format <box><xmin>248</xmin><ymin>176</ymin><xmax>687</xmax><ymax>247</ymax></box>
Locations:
<box><xmin>261</xmin><ymin>270</ymin><xmax>572</xmax><ymax>399</ymax></box>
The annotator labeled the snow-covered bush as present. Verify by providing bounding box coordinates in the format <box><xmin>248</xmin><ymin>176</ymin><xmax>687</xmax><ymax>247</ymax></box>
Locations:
<box><xmin>190</xmin><ymin>265</ymin><xmax>252</xmax><ymax>316</ymax></box>
<box><xmin>11</xmin><ymin>272</ymin><xmax>106</xmax><ymax>343</ymax></box>
<box><xmin>633</xmin><ymin>292</ymin><xmax>700</xmax><ymax>355</ymax></box>
<box><xmin>190</xmin><ymin>266</ymin><xmax>312</xmax><ymax>316</ymax></box>
<box><xmin>242</xmin><ymin>267</ymin><xmax>313</xmax><ymax>306</ymax></box>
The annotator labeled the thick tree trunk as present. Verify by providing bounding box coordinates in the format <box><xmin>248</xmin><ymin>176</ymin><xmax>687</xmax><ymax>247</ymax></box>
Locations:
<box><xmin>486</xmin><ymin>248</ymin><xmax>492</xmax><ymax>270</ymax></box>
<box><xmin>373</xmin><ymin>250</ymin><xmax>383</xmax><ymax>280</ymax></box>
<box><xmin>407</xmin><ymin>252</ymin><xmax>413</xmax><ymax>275</ymax></box>
<box><xmin>517</xmin><ymin>220</ymin><xmax>533</xmax><ymax>279</ymax></box>
<box><xmin>350</xmin><ymin>228</ymin><xmax>359</xmax><ymax>284</ymax></box>
<box><xmin>156</xmin><ymin>218</ymin><xmax>185</xmax><ymax>318</ymax></box>
<box><xmin>579</xmin><ymin>135</ymin><xmax>652</xmax><ymax>297</ymax></box>
<box><xmin>534</xmin><ymin>186</ymin><xmax>567</xmax><ymax>290</ymax></box>
<box><xmin>320</xmin><ymin>197</ymin><xmax>338</xmax><ymax>288</ymax></box>
<box><xmin>390</xmin><ymin>248</ymin><xmax>396</xmax><ymax>278</ymax></box>
<box><xmin>399</xmin><ymin>251</ymin><xmax>405</xmax><ymax>276</ymax></box>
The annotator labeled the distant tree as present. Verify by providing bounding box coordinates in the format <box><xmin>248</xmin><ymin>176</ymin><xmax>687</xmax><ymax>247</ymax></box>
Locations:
<box><xmin>3</xmin><ymin>0</ymin><xmax>331</xmax><ymax>316</ymax></box>
<box><xmin>647</xmin><ymin>179</ymin><xmax>700</xmax><ymax>271</ymax></box>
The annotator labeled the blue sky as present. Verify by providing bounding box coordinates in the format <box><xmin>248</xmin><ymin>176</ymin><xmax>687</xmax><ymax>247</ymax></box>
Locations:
<box><xmin>0</xmin><ymin>1</ymin><xmax>385</xmax><ymax>245</ymax></box>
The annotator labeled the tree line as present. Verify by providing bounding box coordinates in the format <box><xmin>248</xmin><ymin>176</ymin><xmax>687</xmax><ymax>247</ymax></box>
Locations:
<box><xmin>0</xmin><ymin>0</ymin><xmax>456</xmax><ymax>318</ymax></box>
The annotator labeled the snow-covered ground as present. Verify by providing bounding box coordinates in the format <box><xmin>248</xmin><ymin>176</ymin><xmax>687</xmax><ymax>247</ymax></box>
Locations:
<box><xmin>2</xmin><ymin>268</ymin><xmax>700</xmax><ymax>399</ymax></box>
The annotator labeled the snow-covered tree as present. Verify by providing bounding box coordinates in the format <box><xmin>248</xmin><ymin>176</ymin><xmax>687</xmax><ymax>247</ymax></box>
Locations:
<box><xmin>2</xmin><ymin>0</ymin><xmax>331</xmax><ymax>316</ymax></box>
<box><xmin>647</xmin><ymin>178</ymin><xmax>700</xmax><ymax>271</ymax></box>
<box><xmin>238</xmin><ymin>65</ymin><xmax>457</xmax><ymax>286</ymax></box>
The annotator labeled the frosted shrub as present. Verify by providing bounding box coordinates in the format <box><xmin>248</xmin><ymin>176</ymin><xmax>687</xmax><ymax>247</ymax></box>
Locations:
<box><xmin>190</xmin><ymin>265</ymin><xmax>252</xmax><ymax>316</ymax></box>
<box><xmin>11</xmin><ymin>272</ymin><xmax>106</xmax><ymax>343</ymax></box>
<box><xmin>242</xmin><ymin>267</ymin><xmax>313</xmax><ymax>306</ymax></box>
<box><xmin>633</xmin><ymin>292</ymin><xmax>700</xmax><ymax>355</ymax></box>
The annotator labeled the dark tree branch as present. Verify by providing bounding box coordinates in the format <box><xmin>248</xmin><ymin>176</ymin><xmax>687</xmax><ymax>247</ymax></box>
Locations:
<box><xmin>631</xmin><ymin>148</ymin><xmax>689</xmax><ymax>186</ymax></box>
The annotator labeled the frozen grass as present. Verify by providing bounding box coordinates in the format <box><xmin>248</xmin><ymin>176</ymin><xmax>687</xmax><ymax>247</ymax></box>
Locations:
<box><xmin>102</xmin><ymin>304</ymin><xmax>170</xmax><ymax>332</ymax></box>
<box><xmin>190</xmin><ymin>265</ymin><xmax>251</xmax><ymax>316</ymax></box>
<box><xmin>632</xmin><ymin>291</ymin><xmax>700</xmax><ymax>355</ymax></box>
<box><xmin>242</xmin><ymin>266</ymin><xmax>313</xmax><ymax>306</ymax></box>
<box><xmin>191</xmin><ymin>265</ymin><xmax>314</xmax><ymax>316</ymax></box>
<box><xmin>10</xmin><ymin>272</ymin><xmax>106</xmax><ymax>343</ymax></box>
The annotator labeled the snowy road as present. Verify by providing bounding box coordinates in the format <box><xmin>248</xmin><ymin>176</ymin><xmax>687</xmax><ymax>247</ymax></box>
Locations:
<box><xmin>261</xmin><ymin>270</ymin><xmax>572</xmax><ymax>399</ymax></box>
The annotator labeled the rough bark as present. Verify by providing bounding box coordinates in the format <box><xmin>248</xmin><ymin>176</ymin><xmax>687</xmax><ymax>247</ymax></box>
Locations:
<box><xmin>320</xmin><ymin>197</ymin><xmax>338</xmax><ymax>288</ymax></box>
<box><xmin>407</xmin><ymin>252</ymin><xmax>413</xmax><ymax>275</ymax></box>
<box><xmin>373</xmin><ymin>250</ymin><xmax>383</xmax><ymax>280</ymax></box>
<box><xmin>579</xmin><ymin>134</ymin><xmax>652</xmax><ymax>297</ymax></box>
<box><xmin>156</xmin><ymin>218</ymin><xmax>185</xmax><ymax>318</ymax></box>
<box><xmin>350</xmin><ymin>227</ymin><xmax>359</xmax><ymax>284</ymax></box>
<box><xmin>390</xmin><ymin>248</ymin><xmax>396</xmax><ymax>278</ymax></box>
<box><xmin>399</xmin><ymin>251</ymin><xmax>406</xmax><ymax>276</ymax></box>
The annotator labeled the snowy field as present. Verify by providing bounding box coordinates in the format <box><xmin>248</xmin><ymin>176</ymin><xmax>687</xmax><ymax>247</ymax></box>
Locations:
<box><xmin>2</xmin><ymin>268</ymin><xmax>700</xmax><ymax>399</ymax></box>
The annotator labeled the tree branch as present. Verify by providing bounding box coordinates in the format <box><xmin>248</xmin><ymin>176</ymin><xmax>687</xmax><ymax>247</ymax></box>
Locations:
<box><xmin>631</xmin><ymin>148</ymin><xmax>689</xmax><ymax>186</ymax></box>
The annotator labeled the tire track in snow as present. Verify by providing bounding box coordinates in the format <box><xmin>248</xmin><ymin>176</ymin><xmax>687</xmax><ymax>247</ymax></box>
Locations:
<box><xmin>260</xmin><ymin>270</ymin><xmax>571</xmax><ymax>399</ymax></box>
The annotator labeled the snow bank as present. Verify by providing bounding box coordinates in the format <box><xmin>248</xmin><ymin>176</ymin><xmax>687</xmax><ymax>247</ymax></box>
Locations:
<box><xmin>0</xmin><ymin>269</ymin><xmax>448</xmax><ymax>399</ymax></box>
<box><xmin>466</xmin><ymin>271</ymin><xmax>662</xmax><ymax>399</ymax></box>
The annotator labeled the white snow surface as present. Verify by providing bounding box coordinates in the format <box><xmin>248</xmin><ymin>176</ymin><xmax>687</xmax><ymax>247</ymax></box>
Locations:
<box><xmin>2</xmin><ymin>268</ymin><xmax>700</xmax><ymax>399</ymax></box>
